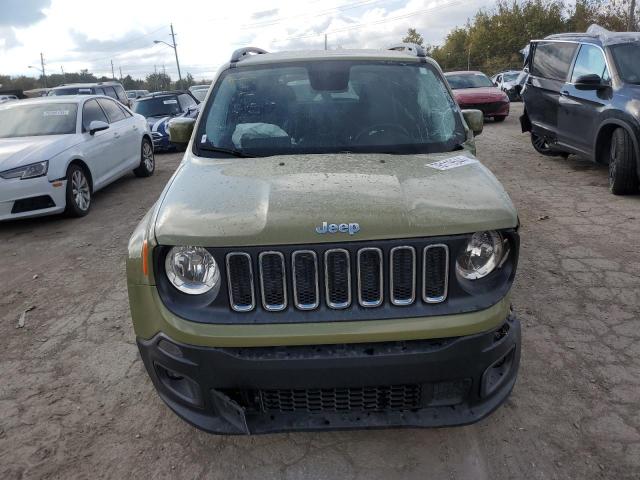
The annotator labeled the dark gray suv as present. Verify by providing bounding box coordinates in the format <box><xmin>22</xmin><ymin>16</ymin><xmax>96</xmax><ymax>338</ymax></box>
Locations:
<box><xmin>520</xmin><ymin>26</ymin><xmax>640</xmax><ymax>195</ymax></box>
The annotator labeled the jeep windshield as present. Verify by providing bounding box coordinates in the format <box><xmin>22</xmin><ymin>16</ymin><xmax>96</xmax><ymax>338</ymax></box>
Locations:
<box><xmin>195</xmin><ymin>60</ymin><xmax>466</xmax><ymax>157</ymax></box>
<box><xmin>610</xmin><ymin>43</ymin><xmax>640</xmax><ymax>84</ymax></box>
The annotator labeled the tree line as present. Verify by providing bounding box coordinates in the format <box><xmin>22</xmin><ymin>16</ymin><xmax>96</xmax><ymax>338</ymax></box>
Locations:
<box><xmin>0</xmin><ymin>69</ymin><xmax>205</xmax><ymax>94</ymax></box>
<box><xmin>402</xmin><ymin>0</ymin><xmax>638</xmax><ymax>74</ymax></box>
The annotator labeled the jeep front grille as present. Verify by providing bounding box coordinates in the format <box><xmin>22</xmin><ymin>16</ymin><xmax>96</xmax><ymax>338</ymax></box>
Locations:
<box><xmin>324</xmin><ymin>249</ymin><xmax>351</xmax><ymax>309</ymax></box>
<box><xmin>423</xmin><ymin>245</ymin><xmax>449</xmax><ymax>303</ymax></box>
<box><xmin>291</xmin><ymin>251</ymin><xmax>319</xmax><ymax>310</ymax></box>
<box><xmin>224</xmin><ymin>243</ymin><xmax>449</xmax><ymax>313</ymax></box>
<box><xmin>390</xmin><ymin>246</ymin><xmax>416</xmax><ymax>305</ymax></box>
<box><xmin>226</xmin><ymin>253</ymin><xmax>255</xmax><ymax>312</ymax></box>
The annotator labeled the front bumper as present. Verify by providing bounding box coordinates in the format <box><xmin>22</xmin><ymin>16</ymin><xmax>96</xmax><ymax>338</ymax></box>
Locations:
<box><xmin>137</xmin><ymin>313</ymin><xmax>521</xmax><ymax>434</ymax></box>
<box><xmin>0</xmin><ymin>176</ymin><xmax>66</xmax><ymax>221</ymax></box>
<box><xmin>459</xmin><ymin>101</ymin><xmax>510</xmax><ymax>118</ymax></box>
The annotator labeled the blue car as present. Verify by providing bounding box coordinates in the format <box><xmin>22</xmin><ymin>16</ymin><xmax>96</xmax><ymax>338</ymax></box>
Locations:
<box><xmin>132</xmin><ymin>91</ymin><xmax>200</xmax><ymax>151</ymax></box>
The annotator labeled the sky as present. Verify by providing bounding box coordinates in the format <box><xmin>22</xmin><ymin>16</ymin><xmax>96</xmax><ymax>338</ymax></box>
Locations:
<box><xmin>0</xmin><ymin>0</ymin><xmax>496</xmax><ymax>81</ymax></box>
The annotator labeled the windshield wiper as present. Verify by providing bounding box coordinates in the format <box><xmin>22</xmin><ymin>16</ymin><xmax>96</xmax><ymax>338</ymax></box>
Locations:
<box><xmin>199</xmin><ymin>145</ymin><xmax>253</xmax><ymax>158</ymax></box>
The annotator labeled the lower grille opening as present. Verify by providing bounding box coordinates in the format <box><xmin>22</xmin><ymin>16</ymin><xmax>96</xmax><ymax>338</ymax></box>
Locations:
<box><xmin>11</xmin><ymin>195</ymin><xmax>55</xmax><ymax>214</ymax></box>
<box><xmin>259</xmin><ymin>384</ymin><xmax>421</xmax><ymax>413</ymax></box>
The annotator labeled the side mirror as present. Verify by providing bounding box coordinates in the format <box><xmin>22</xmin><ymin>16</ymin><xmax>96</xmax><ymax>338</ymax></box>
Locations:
<box><xmin>462</xmin><ymin>109</ymin><xmax>484</xmax><ymax>136</ymax></box>
<box><xmin>168</xmin><ymin>117</ymin><xmax>196</xmax><ymax>145</ymax></box>
<box><xmin>89</xmin><ymin>120</ymin><xmax>109</xmax><ymax>135</ymax></box>
<box><xmin>575</xmin><ymin>74</ymin><xmax>607</xmax><ymax>90</ymax></box>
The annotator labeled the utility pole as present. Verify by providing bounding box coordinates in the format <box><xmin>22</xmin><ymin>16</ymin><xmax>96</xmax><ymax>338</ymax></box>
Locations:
<box><xmin>60</xmin><ymin>65</ymin><xmax>65</xmax><ymax>82</ymax></box>
<box><xmin>40</xmin><ymin>52</ymin><xmax>47</xmax><ymax>88</ymax></box>
<box><xmin>629</xmin><ymin>0</ymin><xmax>637</xmax><ymax>31</ymax></box>
<box><xmin>111</xmin><ymin>60</ymin><xmax>115</xmax><ymax>80</ymax></box>
<box><xmin>170</xmin><ymin>23</ymin><xmax>182</xmax><ymax>86</ymax></box>
<box><xmin>324</xmin><ymin>34</ymin><xmax>328</xmax><ymax>50</ymax></box>
<box><xmin>467</xmin><ymin>45</ymin><xmax>472</xmax><ymax>71</ymax></box>
<box><xmin>119</xmin><ymin>67</ymin><xmax>123</xmax><ymax>82</ymax></box>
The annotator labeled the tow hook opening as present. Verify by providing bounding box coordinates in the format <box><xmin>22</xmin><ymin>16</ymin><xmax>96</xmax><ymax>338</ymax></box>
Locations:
<box><xmin>481</xmin><ymin>346</ymin><xmax>516</xmax><ymax>398</ymax></box>
<box><xmin>154</xmin><ymin>363</ymin><xmax>203</xmax><ymax>407</ymax></box>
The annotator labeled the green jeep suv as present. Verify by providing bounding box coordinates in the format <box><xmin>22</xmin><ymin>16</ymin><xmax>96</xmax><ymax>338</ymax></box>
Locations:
<box><xmin>126</xmin><ymin>45</ymin><xmax>521</xmax><ymax>434</ymax></box>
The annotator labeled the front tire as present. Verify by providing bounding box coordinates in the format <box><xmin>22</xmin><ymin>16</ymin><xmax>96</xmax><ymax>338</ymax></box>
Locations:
<box><xmin>608</xmin><ymin>128</ymin><xmax>639</xmax><ymax>195</ymax></box>
<box><xmin>531</xmin><ymin>132</ymin><xmax>562</xmax><ymax>157</ymax></box>
<box><xmin>64</xmin><ymin>164</ymin><xmax>91</xmax><ymax>217</ymax></box>
<box><xmin>134</xmin><ymin>138</ymin><xmax>155</xmax><ymax>177</ymax></box>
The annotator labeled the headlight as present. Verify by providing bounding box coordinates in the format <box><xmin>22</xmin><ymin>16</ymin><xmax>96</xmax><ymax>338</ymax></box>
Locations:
<box><xmin>0</xmin><ymin>161</ymin><xmax>48</xmax><ymax>180</ymax></box>
<box><xmin>165</xmin><ymin>246</ymin><xmax>220</xmax><ymax>295</ymax></box>
<box><xmin>456</xmin><ymin>231</ymin><xmax>504</xmax><ymax>280</ymax></box>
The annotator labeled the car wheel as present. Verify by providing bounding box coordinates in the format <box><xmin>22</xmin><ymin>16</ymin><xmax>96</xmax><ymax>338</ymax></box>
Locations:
<box><xmin>608</xmin><ymin>128</ymin><xmax>639</xmax><ymax>195</ymax></box>
<box><xmin>134</xmin><ymin>138</ymin><xmax>155</xmax><ymax>177</ymax></box>
<box><xmin>531</xmin><ymin>133</ymin><xmax>561</xmax><ymax>157</ymax></box>
<box><xmin>64</xmin><ymin>164</ymin><xmax>91</xmax><ymax>217</ymax></box>
<box><xmin>494</xmin><ymin>116</ymin><xmax>507</xmax><ymax>123</ymax></box>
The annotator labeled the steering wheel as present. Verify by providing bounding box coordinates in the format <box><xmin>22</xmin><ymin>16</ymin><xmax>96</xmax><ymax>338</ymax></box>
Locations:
<box><xmin>353</xmin><ymin>123</ymin><xmax>412</xmax><ymax>144</ymax></box>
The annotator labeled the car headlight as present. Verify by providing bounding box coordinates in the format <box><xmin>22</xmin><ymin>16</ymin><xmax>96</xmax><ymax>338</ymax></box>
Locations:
<box><xmin>0</xmin><ymin>161</ymin><xmax>48</xmax><ymax>180</ymax></box>
<box><xmin>165</xmin><ymin>246</ymin><xmax>220</xmax><ymax>295</ymax></box>
<box><xmin>456</xmin><ymin>231</ymin><xmax>504</xmax><ymax>280</ymax></box>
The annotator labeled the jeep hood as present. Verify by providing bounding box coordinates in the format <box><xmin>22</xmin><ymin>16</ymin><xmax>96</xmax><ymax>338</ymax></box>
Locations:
<box><xmin>154</xmin><ymin>152</ymin><xmax>517</xmax><ymax>246</ymax></box>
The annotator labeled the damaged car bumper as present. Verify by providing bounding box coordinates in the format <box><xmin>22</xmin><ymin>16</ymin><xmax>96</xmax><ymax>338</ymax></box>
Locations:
<box><xmin>136</xmin><ymin>313</ymin><xmax>520</xmax><ymax>435</ymax></box>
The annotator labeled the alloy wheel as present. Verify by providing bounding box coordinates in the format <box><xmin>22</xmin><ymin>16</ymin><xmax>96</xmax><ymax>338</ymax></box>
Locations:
<box><xmin>72</xmin><ymin>170</ymin><xmax>90</xmax><ymax>211</ymax></box>
<box><xmin>143</xmin><ymin>141</ymin><xmax>154</xmax><ymax>171</ymax></box>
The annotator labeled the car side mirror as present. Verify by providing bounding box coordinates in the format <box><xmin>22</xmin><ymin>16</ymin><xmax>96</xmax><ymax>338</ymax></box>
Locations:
<box><xmin>168</xmin><ymin>117</ymin><xmax>196</xmax><ymax>145</ymax></box>
<box><xmin>89</xmin><ymin>120</ymin><xmax>109</xmax><ymax>135</ymax></box>
<box><xmin>462</xmin><ymin>109</ymin><xmax>484</xmax><ymax>136</ymax></box>
<box><xmin>575</xmin><ymin>74</ymin><xmax>607</xmax><ymax>90</ymax></box>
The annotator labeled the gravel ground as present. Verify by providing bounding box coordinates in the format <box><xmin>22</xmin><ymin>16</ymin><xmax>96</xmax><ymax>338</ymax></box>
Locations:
<box><xmin>1</xmin><ymin>103</ymin><xmax>639</xmax><ymax>479</ymax></box>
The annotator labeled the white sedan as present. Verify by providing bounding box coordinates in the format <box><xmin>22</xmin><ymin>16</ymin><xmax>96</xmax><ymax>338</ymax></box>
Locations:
<box><xmin>0</xmin><ymin>96</ymin><xmax>154</xmax><ymax>220</ymax></box>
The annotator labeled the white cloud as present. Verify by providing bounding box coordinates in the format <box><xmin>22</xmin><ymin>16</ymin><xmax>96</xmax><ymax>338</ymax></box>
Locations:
<box><xmin>0</xmin><ymin>0</ymin><xmax>496</xmax><ymax>80</ymax></box>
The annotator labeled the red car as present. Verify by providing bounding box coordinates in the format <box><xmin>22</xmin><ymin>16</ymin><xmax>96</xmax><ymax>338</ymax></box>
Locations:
<box><xmin>444</xmin><ymin>71</ymin><xmax>510</xmax><ymax>122</ymax></box>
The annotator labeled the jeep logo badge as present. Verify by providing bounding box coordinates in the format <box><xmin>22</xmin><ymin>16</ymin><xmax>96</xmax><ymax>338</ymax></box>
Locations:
<box><xmin>315</xmin><ymin>222</ymin><xmax>360</xmax><ymax>235</ymax></box>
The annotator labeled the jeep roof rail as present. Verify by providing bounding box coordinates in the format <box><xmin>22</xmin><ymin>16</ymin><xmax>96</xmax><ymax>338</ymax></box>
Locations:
<box><xmin>230</xmin><ymin>47</ymin><xmax>269</xmax><ymax>63</ymax></box>
<box><xmin>387</xmin><ymin>43</ymin><xmax>426</xmax><ymax>58</ymax></box>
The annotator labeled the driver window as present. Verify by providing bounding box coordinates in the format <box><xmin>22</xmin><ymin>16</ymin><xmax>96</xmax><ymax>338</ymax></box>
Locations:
<box><xmin>82</xmin><ymin>99</ymin><xmax>109</xmax><ymax>132</ymax></box>
<box><xmin>571</xmin><ymin>44</ymin><xmax>608</xmax><ymax>83</ymax></box>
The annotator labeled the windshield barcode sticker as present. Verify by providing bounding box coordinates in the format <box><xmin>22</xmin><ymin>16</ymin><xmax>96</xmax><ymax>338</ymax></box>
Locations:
<box><xmin>201</xmin><ymin>134</ymin><xmax>207</xmax><ymax>143</ymax></box>
<box><xmin>426</xmin><ymin>156</ymin><xmax>479</xmax><ymax>170</ymax></box>
<box><xmin>43</xmin><ymin>110</ymin><xmax>70</xmax><ymax>116</ymax></box>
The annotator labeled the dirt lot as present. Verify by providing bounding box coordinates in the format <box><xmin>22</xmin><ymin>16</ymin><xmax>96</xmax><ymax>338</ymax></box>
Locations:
<box><xmin>1</xmin><ymin>103</ymin><xmax>639</xmax><ymax>479</ymax></box>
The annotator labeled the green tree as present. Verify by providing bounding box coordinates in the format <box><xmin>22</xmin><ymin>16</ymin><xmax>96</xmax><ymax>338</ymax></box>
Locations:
<box><xmin>402</xmin><ymin>28</ymin><xmax>425</xmax><ymax>47</ymax></box>
<box><xmin>145</xmin><ymin>72</ymin><xmax>172</xmax><ymax>92</ymax></box>
<box><xmin>175</xmin><ymin>72</ymin><xmax>195</xmax><ymax>90</ymax></box>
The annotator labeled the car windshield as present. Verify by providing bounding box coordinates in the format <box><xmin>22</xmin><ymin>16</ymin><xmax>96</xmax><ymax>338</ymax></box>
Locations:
<box><xmin>0</xmin><ymin>103</ymin><xmax>78</xmax><ymax>138</ymax></box>
<box><xmin>127</xmin><ymin>92</ymin><xmax>137</xmax><ymax>98</ymax></box>
<box><xmin>132</xmin><ymin>96</ymin><xmax>181</xmax><ymax>117</ymax></box>
<box><xmin>503</xmin><ymin>72</ymin><xmax>519</xmax><ymax>82</ymax></box>
<box><xmin>196</xmin><ymin>60</ymin><xmax>465</xmax><ymax>157</ymax></box>
<box><xmin>446</xmin><ymin>73</ymin><xmax>494</xmax><ymax>89</ymax></box>
<box><xmin>610</xmin><ymin>43</ymin><xmax>640</xmax><ymax>84</ymax></box>
<box><xmin>49</xmin><ymin>87</ymin><xmax>93</xmax><ymax>96</ymax></box>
